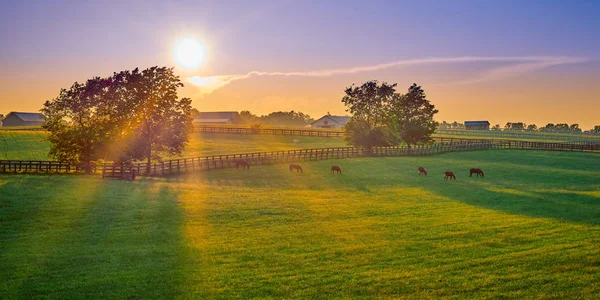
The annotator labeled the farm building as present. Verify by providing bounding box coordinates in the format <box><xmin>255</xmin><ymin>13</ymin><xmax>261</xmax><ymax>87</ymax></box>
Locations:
<box><xmin>465</xmin><ymin>121</ymin><xmax>490</xmax><ymax>130</ymax></box>
<box><xmin>311</xmin><ymin>115</ymin><xmax>351</xmax><ymax>129</ymax></box>
<box><xmin>193</xmin><ymin>111</ymin><xmax>240</xmax><ymax>125</ymax></box>
<box><xmin>1</xmin><ymin>112</ymin><xmax>45</xmax><ymax>127</ymax></box>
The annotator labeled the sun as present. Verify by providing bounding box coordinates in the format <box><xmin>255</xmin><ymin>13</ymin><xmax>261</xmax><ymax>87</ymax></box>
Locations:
<box><xmin>173</xmin><ymin>37</ymin><xmax>206</xmax><ymax>69</ymax></box>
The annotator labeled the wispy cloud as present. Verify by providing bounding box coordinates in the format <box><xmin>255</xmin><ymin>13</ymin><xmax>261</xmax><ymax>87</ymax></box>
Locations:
<box><xmin>187</xmin><ymin>56</ymin><xmax>589</xmax><ymax>93</ymax></box>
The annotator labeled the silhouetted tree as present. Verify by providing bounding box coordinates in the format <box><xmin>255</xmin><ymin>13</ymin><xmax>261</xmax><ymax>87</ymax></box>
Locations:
<box><xmin>388</xmin><ymin>83</ymin><xmax>438</xmax><ymax>147</ymax></box>
<box><xmin>341</xmin><ymin>81</ymin><xmax>397</xmax><ymax>148</ymax></box>
<box><xmin>43</xmin><ymin>67</ymin><xmax>192</xmax><ymax>173</ymax></box>
<box><xmin>569</xmin><ymin>124</ymin><xmax>582</xmax><ymax>134</ymax></box>
<box><xmin>42</xmin><ymin>77</ymin><xmax>118</xmax><ymax>173</ymax></box>
<box><xmin>190</xmin><ymin>108</ymin><xmax>201</xmax><ymax>119</ymax></box>
<box><xmin>491</xmin><ymin>124</ymin><xmax>501</xmax><ymax>131</ymax></box>
<box><xmin>239</xmin><ymin>110</ymin><xmax>259</xmax><ymax>124</ymax></box>
<box><xmin>526</xmin><ymin>124</ymin><xmax>538</xmax><ymax>132</ymax></box>
<box><xmin>116</xmin><ymin>67</ymin><xmax>193</xmax><ymax>173</ymax></box>
<box><xmin>259</xmin><ymin>111</ymin><xmax>313</xmax><ymax>127</ymax></box>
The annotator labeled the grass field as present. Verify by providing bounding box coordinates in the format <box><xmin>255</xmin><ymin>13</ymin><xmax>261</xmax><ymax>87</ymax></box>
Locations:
<box><xmin>2</xmin><ymin>150</ymin><xmax>599</xmax><ymax>298</ymax></box>
<box><xmin>0</xmin><ymin>131</ymin><xmax>347</xmax><ymax>161</ymax></box>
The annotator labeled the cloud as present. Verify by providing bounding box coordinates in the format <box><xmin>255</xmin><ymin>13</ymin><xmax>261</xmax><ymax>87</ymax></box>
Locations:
<box><xmin>187</xmin><ymin>56</ymin><xmax>589</xmax><ymax>94</ymax></box>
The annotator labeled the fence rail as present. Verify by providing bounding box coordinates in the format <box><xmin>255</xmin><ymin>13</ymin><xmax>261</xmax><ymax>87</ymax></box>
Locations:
<box><xmin>194</xmin><ymin>126</ymin><xmax>345</xmax><ymax>137</ymax></box>
<box><xmin>2</xmin><ymin>139</ymin><xmax>600</xmax><ymax>177</ymax></box>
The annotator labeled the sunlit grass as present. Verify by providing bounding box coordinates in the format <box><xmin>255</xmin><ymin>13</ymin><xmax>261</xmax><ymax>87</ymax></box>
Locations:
<box><xmin>0</xmin><ymin>131</ymin><xmax>347</xmax><ymax>160</ymax></box>
<box><xmin>1</xmin><ymin>150</ymin><xmax>600</xmax><ymax>298</ymax></box>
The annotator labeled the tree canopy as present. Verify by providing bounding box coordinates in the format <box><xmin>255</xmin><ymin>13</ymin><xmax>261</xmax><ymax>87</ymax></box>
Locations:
<box><xmin>42</xmin><ymin>66</ymin><xmax>192</xmax><ymax>172</ymax></box>
<box><xmin>341</xmin><ymin>81</ymin><xmax>438</xmax><ymax>149</ymax></box>
<box><xmin>388</xmin><ymin>84</ymin><xmax>438</xmax><ymax>147</ymax></box>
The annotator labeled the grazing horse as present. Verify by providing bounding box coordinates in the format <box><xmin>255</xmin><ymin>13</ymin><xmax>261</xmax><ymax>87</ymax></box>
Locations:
<box><xmin>235</xmin><ymin>160</ymin><xmax>250</xmax><ymax>170</ymax></box>
<box><xmin>289</xmin><ymin>164</ymin><xmax>303</xmax><ymax>173</ymax></box>
<box><xmin>444</xmin><ymin>171</ymin><xmax>456</xmax><ymax>180</ymax></box>
<box><xmin>470</xmin><ymin>168</ymin><xmax>484</xmax><ymax>177</ymax></box>
<box><xmin>418</xmin><ymin>167</ymin><xmax>427</xmax><ymax>175</ymax></box>
<box><xmin>331</xmin><ymin>165</ymin><xmax>342</xmax><ymax>174</ymax></box>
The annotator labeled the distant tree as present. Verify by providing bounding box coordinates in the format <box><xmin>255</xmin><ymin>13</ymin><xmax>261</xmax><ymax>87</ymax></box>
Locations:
<box><xmin>259</xmin><ymin>110</ymin><xmax>313</xmax><ymax>127</ymax></box>
<box><xmin>555</xmin><ymin>123</ymin><xmax>569</xmax><ymax>133</ymax></box>
<box><xmin>539</xmin><ymin>123</ymin><xmax>555</xmax><ymax>132</ymax></box>
<box><xmin>438</xmin><ymin>121</ymin><xmax>449</xmax><ymax>130</ymax></box>
<box><xmin>42</xmin><ymin>77</ymin><xmax>117</xmax><ymax>173</ymax></box>
<box><xmin>239</xmin><ymin>110</ymin><xmax>258</xmax><ymax>124</ymax></box>
<box><xmin>341</xmin><ymin>80</ymin><xmax>397</xmax><ymax>148</ymax></box>
<box><xmin>388</xmin><ymin>83</ymin><xmax>438</xmax><ymax>147</ymax></box>
<box><xmin>526</xmin><ymin>124</ymin><xmax>538</xmax><ymax>132</ymax></box>
<box><xmin>190</xmin><ymin>108</ymin><xmax>201</xmax><ymax>119</ymax></box>
<box><xmin>0</xmin><ymin>113</ymin><xmax>4</xmax><ymax>120</ymax></box>
<box><xmin>491</xmin><ymin>124</ymin><xmax>501</xmax><ymax>131</ymax></box>
<box><xmin>505</xmin><ymin>122</ymin><xmax>526</xmax><ymax>131</ymax></box>
<box><xmin>593</xmin><ymin>126</ymin><xmax>600</xmax><ymax>135</ymax></box>
<box><xmin>569</xmin><ymin>124</ymin><xmax>582</xmax><ymax>134</ymax></box>
<box><xmin>117</xmin><ymin>67</ymin><xmax>193</xmax><ymax>173</ymax></box>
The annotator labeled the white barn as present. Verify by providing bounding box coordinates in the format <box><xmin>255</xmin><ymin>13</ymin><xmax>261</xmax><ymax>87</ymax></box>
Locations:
<box><xmin>310</xmin><ymin>115</ymin><xmax>351</xmax><ymax>129</ymax></box>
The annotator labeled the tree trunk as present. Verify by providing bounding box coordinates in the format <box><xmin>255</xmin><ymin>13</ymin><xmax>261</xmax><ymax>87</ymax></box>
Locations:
<box><xmin>146</xmin><ymin>152</ymin><xmax>151</xmax><ymax>175</ymax></box>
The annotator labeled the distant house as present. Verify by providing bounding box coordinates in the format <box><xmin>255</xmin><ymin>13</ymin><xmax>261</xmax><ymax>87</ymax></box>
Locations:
<box><xmin>311</xmin><ymin>115</ymin><xmax>351</xmax><ymax>129</ymax></box>
<box><xmin>464</xmin><ymin>121</ymin><xmax>490</xmax><ymax>130</ymax></box>
<box><xmin>193</xmin><ymin>111</ymin><xmax>240</xmax><ymax>125</ymax></box>
<box><xmin>1</xmin><ymin>112</ymin><xmax>45</xmax><ymax>127</ymax></box>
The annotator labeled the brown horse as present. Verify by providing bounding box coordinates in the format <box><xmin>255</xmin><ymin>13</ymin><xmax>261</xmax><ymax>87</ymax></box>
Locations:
<box><xmin>289</xmin><ymin>164</ymin><xmax>303</xmax><ymax>173</ymax></box>
<box><xmin>444</xmin><ymin>171</ymin><xmax>456</xmax><ymax>180</ymax></box>
<box><xmin>331</xmin><ymin>165</ymin><xmax>342</xmax><ymax>174</ymax></box>
<box><xmin>236</xmin><ymin>160</ymin><xmax>250</xmax><ymax>170</ymax></box>
<box><xmin>418</xmin><ymin>167</ymin><xmax>427</xmax><ymax>175</ymax></box>
<box><xmin>470</xmin><ymin>168</ymin><xmax>484</xmax><ymax>177</ymax></box>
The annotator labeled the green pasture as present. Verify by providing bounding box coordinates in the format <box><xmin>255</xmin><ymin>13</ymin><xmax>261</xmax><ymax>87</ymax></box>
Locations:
<box><xmin>1</xmin><ymin>150</ymin><xmax>599</xmax><ymax>298</ymax></box>
<box><xmin>0</xmin><ymin>131</ymin><xmax>347</xmax><ymax>161</ymax></box>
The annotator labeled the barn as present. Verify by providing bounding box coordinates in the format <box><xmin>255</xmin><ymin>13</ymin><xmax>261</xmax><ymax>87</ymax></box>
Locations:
<box><xmin>193</xmin><ymin>111</ymin><xmax>240</xmax><ymax>125</ymax></box>
<box><xmin>1</xmin><ymin>112</ymin><xmax>45</xmax><ymax>127</ymax></box>
<box><xmin>465</xmin><ymin>121</ymin><xmax>490</xmax><ymax>130</ymax></box>
<box><xmin>311</xmin><ymin>115</ymin><xmax>351</xmax><ymax>129</ymax></box>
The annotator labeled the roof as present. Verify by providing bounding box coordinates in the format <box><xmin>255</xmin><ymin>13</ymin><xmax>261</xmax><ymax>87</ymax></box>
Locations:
<box><xmin>311</xmin><ymin>115</ymin><xmax>351</xmax><ymax>125</ymax></box>
<box><xmin>193</xmin><ymin>118</ymin><xmax>231</xmax><ymax>123</ymax></box>
<box><xmin>6</xmin><ymin>112</ymin><xmax>45</xmax><ymax>122</ymax></box>
<box><xmin>465</xmin><ymin>121</ymin><xmax>490</xmax><ymax>125</ymax></box>
<box><xmin>197</xmin><ymin>111</ymin><xmax>239</xmax><ymax>120</ymax></box>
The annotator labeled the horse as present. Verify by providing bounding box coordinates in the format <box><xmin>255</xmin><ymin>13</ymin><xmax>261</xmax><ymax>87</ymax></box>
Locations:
<box><xmin>235</xmin><ymin>160</ymin><xmax>250</xmax><ymax>170</ymax></box>
<box><xmin>418</xmin><ymin>167</ymin><xmax>427</xmax><ymax>175</ymax></box>
<box><xmin>331</xmin><ymin>165</ymin><xmax>342</xmax><ymax>174</ymax></box>
<box><xmin>289</xmin><ymin>164</ymin><xmax>303</xmax><ymax>173</ymax></box>
<box><xmin>444</xmin><ymin>171</ymin><xmax>456</xmax><ymax>180</ymax></box>
<box><xmin>470</xmin><ymin>168</ymin><xmax>484</xmax><ymax>177</ymax></box>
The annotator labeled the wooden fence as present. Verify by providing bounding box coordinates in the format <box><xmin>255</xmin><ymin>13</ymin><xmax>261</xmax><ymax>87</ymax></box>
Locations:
<box><xmin>194</xmin><ymin>126</ymin><xmax>344</xmax><ymax>137</ymax></box>
<box><xmin>101</xmin><ymin>139</ymin><xmax>600</xmax><ymax>177</ymax></box>
<box><xmin>0</xmin><ymin>160</ymin><xmax>97</xmax><ymax>174</ymax></box>
<box><xmin>2</xmin><ymin>139</ymin><xmax>600</xmax><ymax>176</ymax></box>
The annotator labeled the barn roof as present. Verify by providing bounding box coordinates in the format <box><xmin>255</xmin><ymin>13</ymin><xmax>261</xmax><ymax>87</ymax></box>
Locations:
<box><xmin>464</xmin><ymin>121</ymin><xmax>490</xmax><ymax>125</ymax></box>
<box><xmin>7</xmin><ymin>112</ymin><xmax>45</xmax><ymax>122</ymax></box>
<box><xmin>197</xmin><ymin>111</ymin><xmax>239</xmax><ymax>120</ymax></box>
<box><xmin>311</xmin><ymin>115</ymin><xmax>351</xmax><ymax>125</ymax></box>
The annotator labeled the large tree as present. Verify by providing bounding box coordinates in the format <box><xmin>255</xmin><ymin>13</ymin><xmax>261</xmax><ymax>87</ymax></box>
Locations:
<box><xmin>42</xmin><ymin>66</ymin><xmax>192</xmax><ymax>173</ymax></box>
<box><xmin>117</xmin><ymin>67</ymin><xmax>193</xmax><ymax>172</ymax></box>
<box><xmin>388</xmin><ymin>83</ymin><xmax>438</xmax><ymax>147</ymax></box>
<box><xmin>42</xmin><ymin>77</ymin><xmax>118</xmax><ymax>172</ymax></box>
<box><xmin>341</xmin><ymin>81</ymin><xmax>397</xmax><ymax>147</ymax></box>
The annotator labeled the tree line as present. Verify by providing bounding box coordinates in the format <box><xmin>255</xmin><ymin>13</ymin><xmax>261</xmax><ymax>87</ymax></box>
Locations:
<box><xmin>440</xmin><ymin>121</ymin><xmax>600</xmax><ymax>135</ymax></box>
<box><xmin>42</xmin><ymin>66</ymin><xmax>193</xmax><ymax>173</ymax></box>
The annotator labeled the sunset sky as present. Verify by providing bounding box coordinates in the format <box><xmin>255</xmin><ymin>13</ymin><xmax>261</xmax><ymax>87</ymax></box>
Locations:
<box><xmin>1</xmin><ymin>0</ymin><xmax>599</xmax><ymax>127</ymax></box>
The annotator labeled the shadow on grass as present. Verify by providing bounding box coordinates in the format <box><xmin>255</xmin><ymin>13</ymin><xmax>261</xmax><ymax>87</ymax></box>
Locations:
<box><xmin>0</xmin><ymin>176</ymin><xmax>190</xmax><ymax>299</ymax></box>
